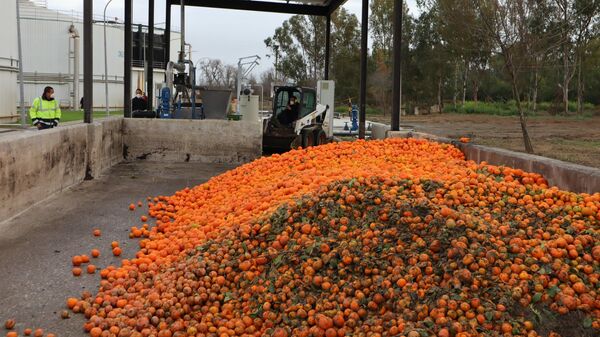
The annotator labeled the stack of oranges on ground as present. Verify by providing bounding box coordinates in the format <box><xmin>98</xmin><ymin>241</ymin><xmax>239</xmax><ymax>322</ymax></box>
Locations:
<box><xmin>66</xmin><ymin>139</ymin><xmax>598</xmax><ymax>337</ymax></box>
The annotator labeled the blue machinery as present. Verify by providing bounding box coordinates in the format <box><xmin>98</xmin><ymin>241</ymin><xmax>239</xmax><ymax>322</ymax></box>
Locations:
<box><xmin>158</xmin><ymin>87</ymin><xmax>171</xmax><ymax>119</ymax></box>
<box><xmin>351</xmin><ymin>104</ymin><xmax>359</xmax><ymax>131</ymax></box>
<box><xmin>343</xmin><ymin>104</ymin><xmax>359</xmax><ymax>132</ymax></box>
<box><xmin>157</xmin><ymin>60</ymin><xmax>205</xmax><ymax>119</ymax></box>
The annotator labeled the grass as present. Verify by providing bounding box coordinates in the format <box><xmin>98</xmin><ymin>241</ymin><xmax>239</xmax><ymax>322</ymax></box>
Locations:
<box><xmin>59</xmin><ymin>110</ymin><xmax>123</xmax><ymax>122</ymax></box>
<box><xmin>10</xmin><ymin>110</ymin><xmax>123</xmax><ymax>124</ymax></box>
<box><xmin>443</xmin><ymin>100</ymin><xmax>596</xmax><ymax>117</ymax></box>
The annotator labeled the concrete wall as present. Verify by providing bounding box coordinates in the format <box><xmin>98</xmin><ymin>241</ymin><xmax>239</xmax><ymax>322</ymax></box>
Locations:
<box><xmin>123</xmin><ymin>119</ymin><xmax>263</xmax><ymax>164</ymax></box>
<box><xmin>387</xmin><ymin>131</ymin><xmax>600</xmax><ymax>194</ymax></box>
<box><xmin>0</xmin><ymin>117</ymin><xmax>124</xmax><ymax>221</ymax></box>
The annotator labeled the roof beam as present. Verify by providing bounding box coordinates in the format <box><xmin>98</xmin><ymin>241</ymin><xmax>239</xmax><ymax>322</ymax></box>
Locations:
<box><xmin>171</xmin><ymin>0</ymin><xmax>329</xmax><ymax>16</ymax></box>
<box><xmin>327</xmin><ymin>0</ymin><xmax>348</xmax><ymax>15</ymax></box>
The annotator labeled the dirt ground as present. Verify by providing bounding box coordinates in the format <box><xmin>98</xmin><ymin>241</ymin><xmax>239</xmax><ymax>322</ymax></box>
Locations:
<box><xmin>369</xmin><ymin>113</ymin><xmax>600</xmax><ymax>169</ymax></box>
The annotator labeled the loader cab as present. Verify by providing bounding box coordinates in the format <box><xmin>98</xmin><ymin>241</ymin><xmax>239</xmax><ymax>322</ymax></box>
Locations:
<box><xmin>272</xmin><ymin>86</ymin><xmax>317</xmax><ymax>125</ymax></box>
<box><xmin>263</xmin><ymin>85</ymin><xmax>325</xmax><ymax>152</ymax></box>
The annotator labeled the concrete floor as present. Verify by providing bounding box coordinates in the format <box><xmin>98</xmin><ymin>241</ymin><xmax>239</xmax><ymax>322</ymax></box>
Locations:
<box><xmin>0</xmin><ymin>162</ymin><xmax>235</xmax><ymax>336</ymax></box>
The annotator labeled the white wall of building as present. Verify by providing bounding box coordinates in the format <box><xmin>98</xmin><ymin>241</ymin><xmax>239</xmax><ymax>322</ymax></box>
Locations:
<box><xmin>17</xmin><ymin>0</ymin><xmax>180</xmax><ymax>111</ymax></box>
<box><xmin>0</xmin><ymin>0</ymin><xmax>19</xmax><ymax>121</ymax></box>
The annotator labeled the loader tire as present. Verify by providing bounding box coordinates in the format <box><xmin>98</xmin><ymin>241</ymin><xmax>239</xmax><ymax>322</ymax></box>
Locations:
<box><xmin>314</xmin><ymin>128</ymin><xmax>327</xmax><ymax>146</ymax></box>
<box><xmin>302</xmin><ymin>128</ymin><xmax>316</xmax><ymax>148</ymax></box>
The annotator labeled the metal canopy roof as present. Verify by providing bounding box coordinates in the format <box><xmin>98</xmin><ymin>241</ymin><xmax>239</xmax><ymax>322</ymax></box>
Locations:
<box><xmin>167</xmin><ymin>0</ymin><xmax>348</xmax><ymax>16</ymax></box>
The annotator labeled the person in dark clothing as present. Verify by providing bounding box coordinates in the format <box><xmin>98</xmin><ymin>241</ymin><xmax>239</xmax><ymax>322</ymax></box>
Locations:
<box><xmin>132</xmin><ymin>89</ymin><xmax>147</xmax><ymax>111</ymax></box>
<box><xmin>278</xmin><ymin>96</ymin><xmax>300</xmax><ymax>125</ymax></box>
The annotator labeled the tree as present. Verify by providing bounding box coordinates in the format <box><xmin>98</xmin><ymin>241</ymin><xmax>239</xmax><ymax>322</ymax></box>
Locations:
<box><xmin>474</xmin><ymin>0</ymin><xmax>539</xmax><ymax>153</ymax></box>
<box><xmin>265</xmin><ymin>9</ymin><xmax>361</xmax><ymax>99</ymax></box>
<box><xmin>370</xmin><ymin>0</ymin><xmax>413</xmax><ymax>112</ymax></box>
<box><xmin>571</xmin><ymin>0</ymin><xmax>600</xmax><ymax>114</ymax></box>
<box><xmin>330</xmin><ymin>8</ymin><xmax>362</xmax><ymax>101</ymax></box>
<box><xmin>197</xmin><ymin>59</ymin><xmax>236</xmax><ymax>88</ymax></box>
<box><xmin>198</xmin><ymin>59</ymin><xmax>226</xmax><ymax>87</ymax></box>
<box><xmin>370</xmin><ymin>0</ymin><xmax>395</xmax><ymax>58</ymax></box>
<box><xmin>264</xmin><ymin>15</ymin><xmax>326</xmax><ymax>86</ymax></box>
<box><xmin>433</xmin><ymin>0</ymin><xmax>492</xmax><ymax>105</ymax></box>
<box><xmin>551</xmin><ymin>0</ymin><xmax>600</xmax><ymax>115</ymax></box>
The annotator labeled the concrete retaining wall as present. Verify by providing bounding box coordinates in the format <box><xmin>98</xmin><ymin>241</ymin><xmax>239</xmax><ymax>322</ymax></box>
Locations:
<box><xmin>387</xmin><ymin>131</ymin><xmax>600</xmax><ymax>194</ymax></box>
<box><xmin>122</xmin><ymin>119</ymin><xmax>262</xmax><ymax>164</ymax></box>
<box><xmin>0</xmin><ymin>118</ymin><xmax>124</xmax><ymax>221</ymax></box>
<box><xmin>1</xmin><ymin>117</ymin><xmax>263</xmax><ymax>222</ymax></box>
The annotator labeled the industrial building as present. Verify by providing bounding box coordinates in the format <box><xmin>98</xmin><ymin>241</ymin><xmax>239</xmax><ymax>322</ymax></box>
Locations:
<box><xmin>0</xmin><ymin>0</ymin><xmax>180</xmax><ymax>122</ymax></box>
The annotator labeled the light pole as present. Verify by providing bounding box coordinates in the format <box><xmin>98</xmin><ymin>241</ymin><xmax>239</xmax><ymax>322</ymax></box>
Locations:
<box><xmin>16</xmin><ymin>0</ymin><xmax>26</xmax><ymax>128</ymax></box>
<box><xmin>103</xmin><ymin>0</ymin><xmax>114</xmax><ymax>116</ymax></box>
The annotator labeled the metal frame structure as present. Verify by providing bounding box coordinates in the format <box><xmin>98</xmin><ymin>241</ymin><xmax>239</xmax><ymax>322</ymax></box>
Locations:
<box><xmin>83</xmin><ymin>0</ymin><xmax>92</xmax><ymax>123</ymax></box>
<box><xmin>81</xmin><ymin>0</ymin><xmax>403</xmax><ymax>135</ymax></box>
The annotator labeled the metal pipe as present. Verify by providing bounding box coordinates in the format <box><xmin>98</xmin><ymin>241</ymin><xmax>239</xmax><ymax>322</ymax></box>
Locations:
<box><xmin>166</xmin><ymin>61</ymin><xmax>175</xmax><ymax>92</ymax></box>
<box><xmin>186</xmin><ymin>60</ymin><xmax>196</xmax><ymax>119</ymax></box>
<box><xmin>180</xmin><ymin>0</ymin><xmax>185</xmax><ymax>63</ymax></box>
<box><xmin>324</xmin><ymin>14</ymin><xmax>331</xmax><ymax>80</ymax></box>
<box><xmin>16</xmin><ymin>0</ymin><xmax>26</xmax><ymax>128</ymax></box>
<box><xmin>84</xmin><ymin>0</ymin><xmax>93</xmax><ymax>123</ymax></box>
<box><xmin>391</xmin><ymin>0</ymin><xmax>403</xmax><ymax>131</ymax></box>
<box><xmin>359</xmin><ymin>0</ymin><xmax>368</xmax><ymax>139</ymax></box>
<box><xmin>103</xmin><ymin>0</ymin><xmax>114</xmax><ymax>116</ymax></box>
<box><xmin>124</xmin><ymin>0</ymin><xmax>132</xmax><ymax>117</ymax></box>
<box><xmin>69</xmin><ymin>25</ymin><xmax>80</xmax><ymax>111</ymax></box>
<box><xmin>147</xmin><ymin>0</ymin><xmax>155</xmax><ymax>112</ymax></box>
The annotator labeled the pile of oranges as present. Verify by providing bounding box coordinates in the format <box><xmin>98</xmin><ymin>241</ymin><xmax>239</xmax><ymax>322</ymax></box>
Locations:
<box><xmin>67</xmin><ymin>139</ymin><xmax>598</xmax><ymax>337</ymax></box>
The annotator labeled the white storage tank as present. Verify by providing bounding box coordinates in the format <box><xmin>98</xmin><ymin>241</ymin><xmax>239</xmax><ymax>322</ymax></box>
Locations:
<box><xmin>239</xmin><ymin>95</ymin><xmax>260</xmax><ymax>122</ymax></box>
<box><xmin>0</xmin><ymin>0</ymin><xmax>19</xmax><ymax>122</ymax></box>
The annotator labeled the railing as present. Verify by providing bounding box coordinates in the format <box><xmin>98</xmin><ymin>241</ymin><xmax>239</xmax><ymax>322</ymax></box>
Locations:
<box><xmin>132</xmin><ymin>60</ymin><xmax>166</xmax><ymax>69</ymax></box>
<box><xmin>0</xmin><ymin>57</ymin><xmax>19</xmax><ymax>73</ymax></box>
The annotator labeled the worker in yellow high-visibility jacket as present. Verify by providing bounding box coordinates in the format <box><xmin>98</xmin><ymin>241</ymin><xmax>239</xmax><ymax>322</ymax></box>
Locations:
<box><xmin>30</xmin><ymin>86</ymin><xmax>61</xmax><ymax>130</ymax></box>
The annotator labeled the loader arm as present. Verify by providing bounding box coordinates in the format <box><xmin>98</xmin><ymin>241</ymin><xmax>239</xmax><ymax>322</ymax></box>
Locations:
<box><xmin>294</xmin><ymin>104</ymin><xmax>328</xmax><ymax>135</ymax></box>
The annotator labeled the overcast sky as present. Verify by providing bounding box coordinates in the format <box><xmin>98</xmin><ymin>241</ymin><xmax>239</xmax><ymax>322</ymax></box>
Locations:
<box><xmin>45</xmin><ymin>0</ymin><xmax>418</xmax><ymax>75</ymax></box>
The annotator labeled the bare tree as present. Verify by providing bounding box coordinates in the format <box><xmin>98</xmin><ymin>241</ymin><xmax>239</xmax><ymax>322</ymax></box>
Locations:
<box><xmin>552</xmin><ymin>0</ymin><xmax>600</xmax><ymax>115</ymax></box>
<box><xmin>474</xmin><ymin>0</ymin><xmax>537</xmax><ymax>153</ymax></box>
<box><xmin>198</xmin><ymin>59</ymin><xmax>238</xmax><ymax>88</ymax></box>
<box><xmin>198</xmin><ymin>59</ymin><xmax>226</xmax><ymax>87</ymax></box>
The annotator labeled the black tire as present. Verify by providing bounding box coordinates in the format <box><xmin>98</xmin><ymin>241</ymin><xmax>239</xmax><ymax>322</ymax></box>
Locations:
<box><xmin>314</xmin><ymin>128</ymin><xmax>327</xmax><ymax>146</ymax></box>
<box><xmin>302</xmin><ymin>129</ymin><xmax>316</xmax><ymax>148</ymax></box>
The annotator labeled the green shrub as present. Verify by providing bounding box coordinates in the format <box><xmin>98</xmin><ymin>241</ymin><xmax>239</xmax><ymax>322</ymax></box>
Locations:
<box><xmin>443</xmin><ymin>100</ymin><xmax>596</xmax><ymax>116</ymax></box>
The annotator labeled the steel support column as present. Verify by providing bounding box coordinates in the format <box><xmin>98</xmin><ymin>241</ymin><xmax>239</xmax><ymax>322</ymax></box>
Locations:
<box><xmin>147</xmin><ymin>0</ymin><xmax>155</xmax><ymax>112</ymax></box>
<box><xmin>324</xmin><ymin>14</ymin><xmax>331</xmax><ymax>80</ymax></box>
<box><xmin>391</xmin><ymin>0</ymin><xmax>403</xmax><ymax>131</ymax></box>
<box><xmin>83</xmin><ymin>0</ymin><xmax>93</xmax><ymax>123</ymax></box>
<box><xmin>165</xmin><ymin>1</ymin><xmax>171</xmax><ymax>69</ymax></box>
<box><xmin>124</xmin><ymin>0</ymin><xmax>132</xmax><ymax>117</ymax></box>
<box><xmin>359</xmin><ymin>0</ymin><xmax>368</xmax><ymax>139</ymax></box>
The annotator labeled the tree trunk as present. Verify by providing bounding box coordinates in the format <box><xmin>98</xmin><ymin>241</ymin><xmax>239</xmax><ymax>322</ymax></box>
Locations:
<box><xmin>577</xmin><ymin>52</ymin><xmax>583</xmax><ymax>115</ymax></box>
<box><xmin>472</xmin><ymin>77</ymin><xmax>479</xmax><ymax>105</ymax></box>
<box><xmin>562</xmin><ymin>3</ymin><xmax>570</xmax><ymax>115</ymax></box>
<box><xmin>453</xmin><ymin>62</ymin><xmax>458</xmax><ymax>108</ymax></box>
<box><xmin>532</xmin><ymin>62</ymin><xmax>539</xmax><ymax>114</ymax></box>
<box><xmin>513</xmin><ymin>84</ymin><xmax>534</xmax><ymax>153</ymax></box>
<box><xmin>506</xmin><ymin>54</ymin><xmax>534</xmax><ymax>153</ymax></box>
<box><xmin>462</xmin><ymin>61</ymin><xmax>468</xmax><ymax>105</ymax></box>
<box><xmin>437</xmin><ymin>75</ymin><xmax>443</xmax><ymax>113</ymax></box>
<box><xmin>563</xmin><ymin>54</ymin><xmax>569</xmax><ymax>115</ymax></box>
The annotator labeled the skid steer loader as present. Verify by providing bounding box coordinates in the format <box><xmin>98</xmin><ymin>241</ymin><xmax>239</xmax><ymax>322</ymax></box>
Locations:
<box><xmin>263</xmin><ymin>81</ymin><xmax>335</xmax><ymax>151</ymax></box>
